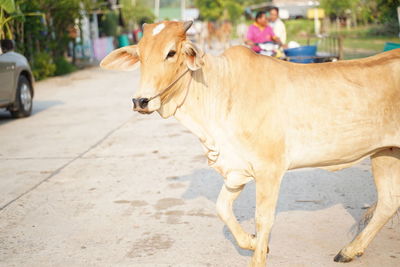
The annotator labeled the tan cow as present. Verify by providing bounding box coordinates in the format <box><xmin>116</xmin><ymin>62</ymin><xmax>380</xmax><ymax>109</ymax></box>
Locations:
<box><xmin>201</xmin><ymin>21</ymin><xmax>232</xmax><ymax>50</ymax></box>
<box><xmin>215</xmin><ymin>20</ymin><xmax>232</xmax><ymax>50</ymax></box>
<box><xmin>100</xmin><ymin>21</ymin><xmax>400</xmax><ymax>266</ymax></box>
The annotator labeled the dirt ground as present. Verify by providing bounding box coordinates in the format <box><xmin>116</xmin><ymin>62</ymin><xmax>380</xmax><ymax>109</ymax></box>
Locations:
<box><xmin>0</xmin><ymin>66</ymin><xmax>399</xmax><ymax>267</ymax></box>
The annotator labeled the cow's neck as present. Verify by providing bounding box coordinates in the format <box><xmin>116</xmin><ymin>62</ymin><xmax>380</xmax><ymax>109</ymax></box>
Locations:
<box><xmin>174</xmin><ymin>54</ymin><xmax>229</xmax><ymax>156</ymax></box>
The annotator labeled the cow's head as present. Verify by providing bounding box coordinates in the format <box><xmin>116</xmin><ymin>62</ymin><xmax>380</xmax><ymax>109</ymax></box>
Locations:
<box><xmin>100</xmin><ymin>21</ymin><xmax>204</xmax><ymax>117</ymax></box>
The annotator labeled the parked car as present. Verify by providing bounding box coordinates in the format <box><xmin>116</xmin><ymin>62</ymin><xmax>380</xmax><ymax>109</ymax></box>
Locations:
<box><xmin>0</xmin><ymin>39</ymin><xmax>34</xmax><ymax>118</ymax></box>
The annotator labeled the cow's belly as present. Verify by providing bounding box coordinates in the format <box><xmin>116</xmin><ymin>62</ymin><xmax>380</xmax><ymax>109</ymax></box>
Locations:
<box><xmin>286</xmin><ymin>81</ymin><xmax>400</xmax><ymax>169</ymax></box>
<box><xmin>287</xmin><ymin>122</ymin><xmax>400</xmax><ymax>169</ymax></box>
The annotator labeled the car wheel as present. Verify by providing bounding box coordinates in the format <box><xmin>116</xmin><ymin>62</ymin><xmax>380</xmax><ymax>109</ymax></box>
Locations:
<box><xmin>10</xmin><ymin>76</ymin><xmax>33</xmax><ymax>118</ymax></box>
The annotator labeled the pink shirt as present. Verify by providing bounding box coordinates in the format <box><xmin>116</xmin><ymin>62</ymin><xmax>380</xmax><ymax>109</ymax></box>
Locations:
<box><xmin>246</xmin><ymin>24</ymin><xmax>275</xmax><ymax>52</ymax></box>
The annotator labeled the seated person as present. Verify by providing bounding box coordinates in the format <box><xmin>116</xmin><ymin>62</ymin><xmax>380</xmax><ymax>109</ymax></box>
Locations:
<box><xmin>245</xmin><ymin>11</ymin><xmax>282</xmax><ymax>53</ymax></box>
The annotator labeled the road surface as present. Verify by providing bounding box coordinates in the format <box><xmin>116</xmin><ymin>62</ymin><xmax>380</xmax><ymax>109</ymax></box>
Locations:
<box><xmin>0</xmin><ymin>66</ymin><xmax>399</xmax><ymax>266</ymax></box>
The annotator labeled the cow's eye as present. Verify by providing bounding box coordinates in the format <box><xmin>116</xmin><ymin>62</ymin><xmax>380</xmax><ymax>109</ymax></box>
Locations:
<box><xmin>166</xmin><ymin>50</ymin><xmax>176</xmax><ymax>59</ymax></box>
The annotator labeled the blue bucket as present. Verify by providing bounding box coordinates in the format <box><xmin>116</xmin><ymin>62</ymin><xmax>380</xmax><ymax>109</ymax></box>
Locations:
<box><xmin>383</xmin><ymin>42</ymin><xmax>400</xmax><ymax>52</ymax></box>
<box><xmin>284</xmin><ymin>45</ymin><xmax>317</xmax><ymax>63</ymax></box>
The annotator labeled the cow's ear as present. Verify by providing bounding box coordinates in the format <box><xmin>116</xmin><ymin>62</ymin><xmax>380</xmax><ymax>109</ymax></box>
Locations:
<box><xmin>100</xmin><ymin>45</ymin><xmax>139</xmax><ymax>71</ymax></box>
<box><xmin>182</xmin><ymin>42</ymin><xmax>204</xmax><ymax>71</ymax></box>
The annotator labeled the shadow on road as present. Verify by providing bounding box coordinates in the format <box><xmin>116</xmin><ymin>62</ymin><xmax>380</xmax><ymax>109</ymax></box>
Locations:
<box><xmin>178</xmin><ymin>166</ymin><xmax>376</xmax><ymax>256</ymax></box>
<box><xmin>0</xmin><ymin>100</ymin><xmax>64</xmax><ymax>125</ymax></box>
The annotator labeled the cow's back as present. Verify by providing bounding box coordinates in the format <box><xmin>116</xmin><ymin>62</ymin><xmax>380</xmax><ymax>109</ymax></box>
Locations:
<box><xmin>221</xmin><ymin>47</ymin><xmax>400</xmax><ymax>168</ymax></box>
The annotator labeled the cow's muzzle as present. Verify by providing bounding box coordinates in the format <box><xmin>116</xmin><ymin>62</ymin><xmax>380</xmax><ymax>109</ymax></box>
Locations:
<box><xmin>132</xmin><ymin>98</ymin><xmax>149</xmax><ymax>109</ymax></box>
<box><xmin>132</xmin><ymin>97</ymin><xmax>153</xmax><ymax>113</ymax></box>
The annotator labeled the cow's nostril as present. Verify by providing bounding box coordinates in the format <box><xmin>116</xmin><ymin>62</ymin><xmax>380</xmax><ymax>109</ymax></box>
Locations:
<box><xmin>132</xmin><ymin>98</ymin><xmax>138</xmax><ymax>109</ymax></box>
<box><xmin>138</xmin><ymin>98</ymin><xmax>149</xmax><ymax>109</ymax></box>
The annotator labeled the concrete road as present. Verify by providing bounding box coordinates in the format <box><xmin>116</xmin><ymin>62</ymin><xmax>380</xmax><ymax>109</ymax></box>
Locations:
<box><xmin>0</xmin><ymin>67</ymin><xmax>399</xmax><ymax>267</ymax></box>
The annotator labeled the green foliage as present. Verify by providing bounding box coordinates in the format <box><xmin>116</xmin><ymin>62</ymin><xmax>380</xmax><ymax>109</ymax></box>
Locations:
<box><xmin>285</xmin><ymin>19</ymin><xmax>314</xmax><ymax>40</ymax></box>
<box><xmin>223</xmin><ymin>1</ymin><xmax>243</xmax><ymax>23</ymax></box>
<box><xmin>322</xmin><ymin>0</ymin><xmax>399</xmax><ymax>24</ymax></box>
<box><xmin>195</xmin><ymin>0</ymin><xmax>222</xmax><ymax>21</ymax></box>
<box><xmin>375</xmin><ymin>0</ymin><xmax>399</xmax><ymax>34</ymax></box>
<box><xmin>233</xmin><ymin>0</ymin><xmax>267</xmax><ymax>6</ymax></box>
<box><xmin>0</xmin><ymin>0</ymin><xmax>16</xmax><ymax>39</ymax></box>
<box><xmin>16</xmin><ymin>0</ymin><xmax>91</xmax><ymax>58</ymax></box>
<box><xmin>321</xmin><ymin>0</ymin><xmax>399</xmax><ymax>36</ymax></box>
<box><xmin>120</xmin><ymin>0</ymin><xmax>155</xmax><ymax>30</ymax></box>
<box><xmin>12</xmin><ymin>0</ymin><xmax>95</xmax><ymax>75</ymax></box>
<box><xmin>102</xmin><ymin>11</ymin><xmax>118</xmax><ymax>37</ymax></box>
<box><xmin>54</xmin><ymin>57</ymin><xmax>77</xmax><ymax>76</ymax></box>
<box><xmin>194</xmin><ymin>0</ymin><xmax>243</xmax><ymax>23</ymax></box>
<box><xmin>376</xmin><ymin>0</ymin><xmax>398</xmax><ymax>23</ymax></box>
<box><xmin>367</xmin><ymin>23</ymin><xmax>399</xmax><ymax>36</ymax></box>
<box><xmin>0</xmin><ymin>0</ymin><xmax>15</xmax><ymax>13</ymax></box>
<box><xmin>32</xmin><ymin>52</ymin><xmax>56</xmax><ymax>80</ymax></box>
<box><xmin>321</xmin><ymin>0</ymin><xmax>354</xmax><ymax>17</ymax></box>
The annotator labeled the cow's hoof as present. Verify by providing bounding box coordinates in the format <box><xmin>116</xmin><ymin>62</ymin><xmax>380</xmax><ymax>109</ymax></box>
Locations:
<box><xmin>333</xmin><ymin>251</ymin><xmax>353</xmax><ymax>263</ymax></box>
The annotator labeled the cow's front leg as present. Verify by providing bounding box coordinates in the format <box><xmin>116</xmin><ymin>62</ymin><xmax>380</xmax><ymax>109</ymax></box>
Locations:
<box><xmin>216</xmin><ymin>183</ymin><xmax>256</xmax><ymax>250</ymax></box>
<box><xmin>250</xmin><ymin>168</ymin><xmax>284</xmax><ymax>267</ymax></box>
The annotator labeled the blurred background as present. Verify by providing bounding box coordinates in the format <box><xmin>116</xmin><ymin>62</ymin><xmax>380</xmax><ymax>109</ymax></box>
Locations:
<box><xmin>0</xmin><ymin>0</ymin><xmax>399</xmax><ymax>81</ymax></box>
<box><xmin>1</xmin><ymin>2</ymin><xmax>400</xmax><ymax>265</ymax></box>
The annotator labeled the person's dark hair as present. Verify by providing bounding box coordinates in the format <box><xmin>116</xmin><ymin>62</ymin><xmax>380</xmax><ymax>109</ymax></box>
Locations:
<box><xmin>270</xmin><ymin>6</ymin><xmax>279</xmax><ymax>14</ymax></box>
<box><xmin>255</xmin><ymin>11</ymin><xmax>265</xmax><ymax>21</ymax></box>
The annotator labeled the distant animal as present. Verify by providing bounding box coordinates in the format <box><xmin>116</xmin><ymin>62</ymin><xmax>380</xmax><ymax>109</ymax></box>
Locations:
<box><xmin>205</xmin><ymin>21</ymin><xmax>215</xmax><ymax>49</ymax></box>
<box><xmin>215</xmin><ymin>20</ymin><xmax>232</xmax><ymax>49</ymax></box>
<box><xmin>100</xmin><ymin>21</ymin><xmax>400</xmax><ymax>266</ymax></box>
<box><xmin>201</xmin><ymin>21</ymin><xmax>232</xmax><ymax>50</ymax></box>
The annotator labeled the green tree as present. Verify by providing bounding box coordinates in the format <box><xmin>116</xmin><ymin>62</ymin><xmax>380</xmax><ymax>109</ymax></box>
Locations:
<box><xmin>194</xmin><ymin>0</ymin><xmax>244</xmax><ymax>23</ymax></box>
<box><xmin>10</xmin><ymin>0</ymin><xmax>95</xmax><ymax>79</ymax></box>
<box><xmin>120</xmin><ymin>0</ymin><xmax>155</xmax><ymax>31</ymax></box>
<box><xmin>376</xmin><ymin>0</ymin><xmax>399</xmax><ymax>26</ymax></box>
<box><xmin>102</xmin><ymin>11</ymin><xmax>118</xmax><ymax>36</ymax></box>
<box><xmin>222</xmin><ymin>0</ymin><xmax>243</xmax><ymax>23</ymax></box>
<box><xmin>354</xmin><ymin>0</ymin><xmax>379</xmax><ymax>24</ymax></box>
<box><xmin>322</xmin><ymin>0</ymin><xmax>399</xmax><ymax>34</ymax></box>
<box><xmin>17</xmin><ymin>0</ymin><xmax>94</xmax><ymax>56</ymax></box>
<box><xmin>195</xmin><ymin>0</ymin><xmax>223</xmax><ymax>21</ymax></box>
<box><xmin>321</xmin><ymin>0</ymin><xmax>358</xmax><ymax>18</ymax></box>
<box><xmin>0</xmin><ymin>0</ymin><xmax>43</xmax><ymax>40</ymax></box>
<box><xmin>0</xmin><ymin>0</ymin><xmax>16</xmax><ymax>39</ymax></box>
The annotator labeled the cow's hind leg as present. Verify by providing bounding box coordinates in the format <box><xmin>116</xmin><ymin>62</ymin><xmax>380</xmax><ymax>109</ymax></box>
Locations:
<box><xmin>216</xmin><ymin>180</ymin><xmax>256</xmax><ymax>250</ymax></box>
<box><xmin>334</xmin><ymin>147</ymin><xmax>400</xmax><ymax>262</ymax></box>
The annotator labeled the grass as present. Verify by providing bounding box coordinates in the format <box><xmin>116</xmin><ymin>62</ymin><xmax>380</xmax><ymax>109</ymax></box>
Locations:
<box><xmin>342</xmin><ymin>36</ymin><xmax>399</xmax><ymax>59</ymax></box>
<box><xmin>343</xmin><ymin>36</ymin><xmax>398</xmax><ymax>51</ymax></box>
<box><xmin>331</xmin><ymin>25</ymin><xmax>399</xmax><ymax>59</ymax></box>
<box><xmin>286</xmin><ymin>19</ymin><xmax>314</xmax><ymax>41</ymax></box>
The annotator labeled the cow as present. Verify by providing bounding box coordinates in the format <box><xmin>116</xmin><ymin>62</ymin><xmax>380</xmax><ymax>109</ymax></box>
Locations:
<box><xmin>200</xmin><ymin>21</ymin><xmax>232</xmax><ymax>51</ymax></box>
<box><xmin>100</xmin><ymin>21</ymin><xmax>400</xmax><ymax>266</ymax></box>
<box><xmin>215</xmin><ymin>20</ymin><xmax>233</xmax><ymax>50</ymax></box>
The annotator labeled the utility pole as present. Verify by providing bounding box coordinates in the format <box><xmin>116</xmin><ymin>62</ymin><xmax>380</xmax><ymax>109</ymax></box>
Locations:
<box><xmin>397</xmin><ymin>6</ymin><xmax>400</xmax><ymax>38</ymax></box>
<box><xmin>181</xmin><ymin>0</ymin><xmax>186</xmax><ymax>20</ymax></box>
<box><xmin>155</xmin><ymin>0</ymin><xmax>160</xmax><ymax>21</ymax></box>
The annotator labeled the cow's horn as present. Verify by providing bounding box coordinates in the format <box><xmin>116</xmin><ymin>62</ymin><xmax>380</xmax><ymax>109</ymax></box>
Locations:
<box><xmin>183</xmin><ymin>20</ymin><xmax>193</xmax><ymax>32</ymax></box>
